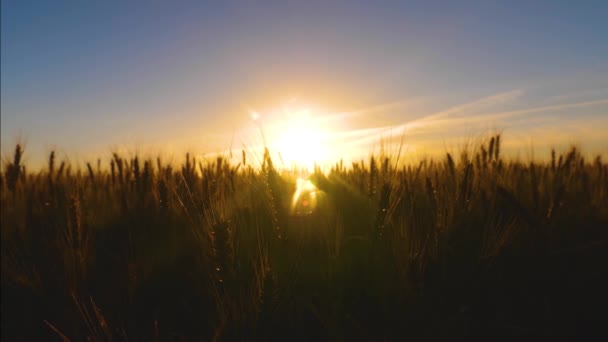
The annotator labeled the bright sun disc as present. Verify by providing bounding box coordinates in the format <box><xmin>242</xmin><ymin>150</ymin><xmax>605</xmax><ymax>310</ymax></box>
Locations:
<box><xmin>272</xmin><ymin>108</ymin><xmax>330</xmax><ymax>169</ymax></box>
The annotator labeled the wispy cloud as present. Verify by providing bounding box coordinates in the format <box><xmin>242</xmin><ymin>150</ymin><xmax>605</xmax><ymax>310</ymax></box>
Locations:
<box><xmin>412</xmin><ymin>89</ymin><xmax>524</xmax><ymax>122</ymax></box>
<box><xmin>402</xmin><ymin>97</ymin><xmax>608</xmax><ymax>133</ymax></box>
<box><xmin>317</xmin><ymin>100</ymin><xmax>410</xmax><ymax>124</ymax></box>
<box><xmin>330</xmin><ymin>93</ymin><xmax>608</xmax><ymax>154</ymax></box>
<box><xmin>328</xmin><ymin>89</ymin><xmax>523</xmax><ymax>146</ymax></box>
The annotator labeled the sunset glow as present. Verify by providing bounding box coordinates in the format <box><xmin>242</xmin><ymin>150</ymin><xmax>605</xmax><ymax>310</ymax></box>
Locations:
<box><xmin>271</xmin><ymin>107</ymin><xmax>331</xmax><ymax>169</ymax></box>
<box><xmin>1</xmin><ymin>2</ymin><xmax>607</xmax><ymax>165</ymax></box>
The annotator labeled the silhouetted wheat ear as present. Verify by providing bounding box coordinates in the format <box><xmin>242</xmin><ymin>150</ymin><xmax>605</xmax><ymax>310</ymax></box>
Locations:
<box><xmin>381</xmin><ymin>156</ymin><xmax>390</xmax><ymax>177</ymax></box>
<box><xmin>56</xmin><ymin>161</ymin><xmax>66</xmax><ymax>182</ymax></box>
<box><xmin>375</xmin><ymin>182</ymin><xmax>391</xmax><ymax>240</ymax></box>
<box><xmin>563</xmin><ymin>147</ymin><xmax>577</xmax><ymax>172</ymax></box>
<box><xmin>6</xmin><ymin>144</ymin><xmax>23</xmax><ymax>192</ymax></box>
<box><xmin>595</xmin><ymin>156</ymin><xmax>603</xmax><ymax>178</ymax></box>
<box><xmin>86</xmin><ymin>162</ymin><xmax>95</xmax><ymax>186</ymax></box>
<box><xmin>446</xmin><ymin>153</ymin><xmax>455</xmax><ymax>178</ymax></box>
<box><xmin>216</xmin><ymin>156</ymin><xmax>224</xmax><ymax>176</ymax></box>
<box><xmin>110</xmin><ymin>159</ymin><xmax>116</xmax><ymax>184</ymax></box>
<box><xmin>369</xmin><ymin>155</ymin><xmax>377</xmax><ymax>197</ymax></box>
<box><xmin>158</xmin><ymin>178</ymin><xmax>168</xmax><ymax>211</ymax></box>
<box><xmin>458</xmin><ymin>163</ymin><xmax>473</xmax><ymax>209</ymax></box>
<box><xmin>47</xmin><ymin>151</ymin><xmax>56</xmax><ymax>192</ymax></box>
<box><xmin>48</xmin><ymin>151</ymin><xmax>55</xmax><ymax>176</ymax></box>
<box><xmin>142</xmin><ymin>160</ymin><xmax>152</xmax><ymax>194</ymax></box>
<box><xmin>546</xmin><ymin>184</ymin><xmax>565</xmax><ymax>222</ymax></box>
<box><xmin>113</xmin><ymin>154</ymin><xmax>124</xmax><ymax>185</ymax></box>
<box><xmin>213</xmin><ymin>220</ymin><xmax>234</xmax><ymax>285</ymax></box>
<box><xmin>64</xmin><ymin>191</ymin><xmax>91</xmax><ymax>294</ymax></box>
<box><xmin>156</xmin><ymin>156</ymin><xmax>162</xmax><ymax>174</ymax></box>
<box><xmin>68</xmin><ymin>194</ymin><xmax>82</xmax><ymax>239</ymax></box>
<box><xmin>133</xmin><ymin>156</ymin><xmax>140</xmax><ymax>190</ymax></box>
<box><xmin>494</xmin><ymin>134</ymin><xmax>501</xmax><ymax>160</ymax></box>
<box><xmin>481</xmin><ymin>145</ymin><xmax>488</xmax><ymax>165</ymax></box>
<box><xmin>71</xmin><ymin>295</ymin><xmax>112</xmax><ymax>342</ymax></box>
<box><xmin>530</xmin><ymin>162</ymin><xmax>540</xmax><ymax>211</ymax></box>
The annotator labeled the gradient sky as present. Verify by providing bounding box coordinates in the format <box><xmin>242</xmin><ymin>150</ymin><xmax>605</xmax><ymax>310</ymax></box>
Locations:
<box><xmin>2</xmin><ymin>1</ymin><xmax>608</xmax><ymax>167</ymax></box>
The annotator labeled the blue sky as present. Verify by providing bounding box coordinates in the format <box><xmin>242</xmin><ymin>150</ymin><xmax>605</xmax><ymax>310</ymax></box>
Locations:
<box><xmin>2</xmin><ymin>1</ymin><xmax>608</xmax><ymax>167</ymax></box>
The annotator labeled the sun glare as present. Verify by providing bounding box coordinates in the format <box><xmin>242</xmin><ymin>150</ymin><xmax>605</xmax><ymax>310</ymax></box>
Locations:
<box><xmin>291</xmin><ymin>177</ymin><xmax>319</xmax><ymax>215</ymax></box>
<box><xmin>271</xmin><ymin>107</ymin><xmax>330</xmax><ymax>169</ymax></box>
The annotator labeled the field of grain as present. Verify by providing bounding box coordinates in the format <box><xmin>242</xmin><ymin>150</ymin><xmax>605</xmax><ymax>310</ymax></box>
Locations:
<box><xmin>2</xmin><ymin>135</ymin><xmax>607</xmax><ymax>340</ymax></box>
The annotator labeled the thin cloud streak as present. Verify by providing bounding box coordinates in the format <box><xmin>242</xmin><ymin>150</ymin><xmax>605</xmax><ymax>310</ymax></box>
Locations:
<box><xmin>315</xmin><ymin>89</ymin><xmax>524</xmax><ymax>144</ymax></box>
<box><xmin>332</xmin><ymin>96</ymin><xmax>608</xmax><ymax>151</ymax></box>
<box><xmin>329</xmin><ymin>89</ymin><xmax>524</xmax><ymax>147</ymax></box>
<box><xmin>316</xmin><ymin>100</ymin><xmax>409</xmax><ymax>124</ymax></box>
<box><xmin>411</xmin><ymin>89</ymin><xmax>524</xmax><ymax>123</ymax></box>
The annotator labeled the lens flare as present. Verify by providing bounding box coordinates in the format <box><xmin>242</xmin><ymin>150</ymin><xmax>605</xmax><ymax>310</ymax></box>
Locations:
<box><xmin>291</xmin><ymin>177</ymin><xmax>319</xmax><ymax>215</ymax></box>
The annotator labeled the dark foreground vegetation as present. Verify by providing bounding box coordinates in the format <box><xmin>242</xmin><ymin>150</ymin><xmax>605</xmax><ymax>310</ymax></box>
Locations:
<box><xmin>2</xmin><ymin>135</ymin><xmax>607</xmax><ymax>341</ymax></box>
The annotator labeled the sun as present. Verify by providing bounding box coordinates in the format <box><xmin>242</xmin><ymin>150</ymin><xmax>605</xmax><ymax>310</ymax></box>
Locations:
<box><xmin>271</xmin><ymin>107</ymin><xmax>330</xmax><ymax>170</ymax></box>
<box><xmin>247</xmin><ymin>101</ymin><xmax>337</xmax><ymax>170</ymax></box>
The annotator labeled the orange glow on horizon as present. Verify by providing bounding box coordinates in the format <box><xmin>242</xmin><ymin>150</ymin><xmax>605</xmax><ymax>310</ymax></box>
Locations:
<box><xmin>250</xmin><ymin>102</ymin><xmax>337</xmax><ymax>170</ymax></box>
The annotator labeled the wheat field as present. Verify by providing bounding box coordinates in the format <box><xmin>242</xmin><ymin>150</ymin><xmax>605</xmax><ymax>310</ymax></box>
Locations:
<box><xmin>1</xmin><ymin>135</ymin><xmax>607</xmax><ymax>340</ymax></box>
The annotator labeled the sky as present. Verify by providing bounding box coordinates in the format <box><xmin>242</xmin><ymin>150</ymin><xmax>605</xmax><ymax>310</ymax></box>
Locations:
<box><xmin>2</xmin><ymin>1</ymin><xmax>608</xmax><ymax>168</ymax></box>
